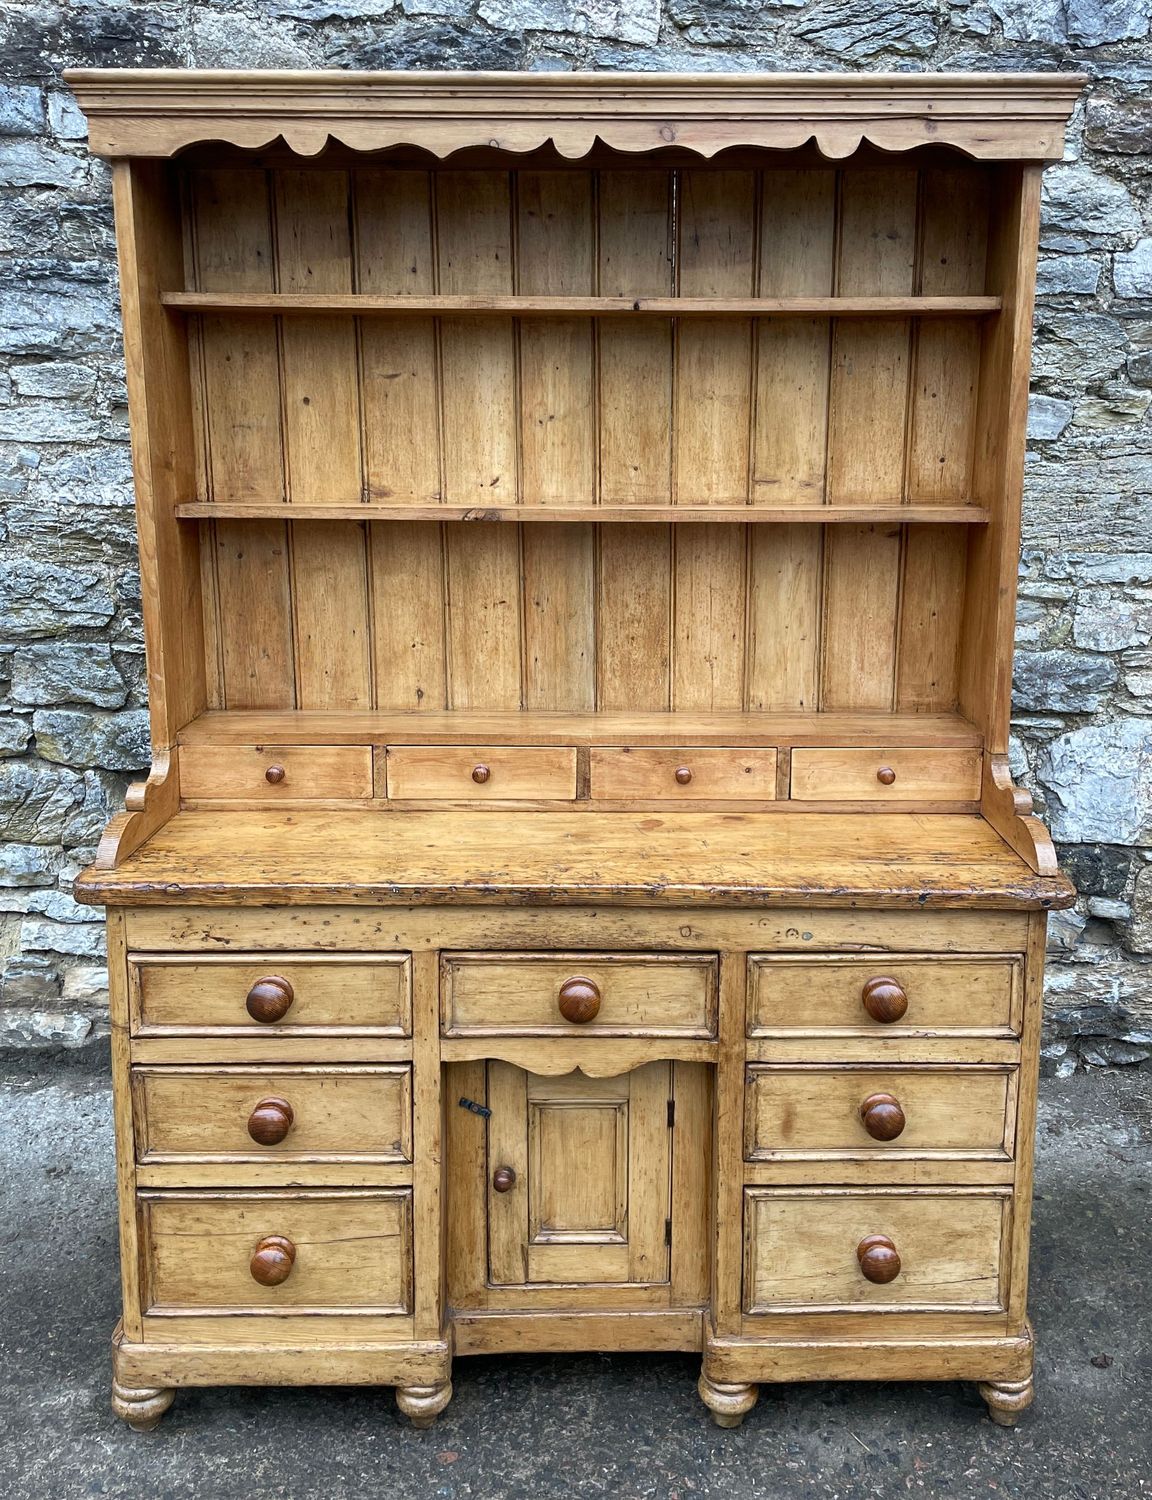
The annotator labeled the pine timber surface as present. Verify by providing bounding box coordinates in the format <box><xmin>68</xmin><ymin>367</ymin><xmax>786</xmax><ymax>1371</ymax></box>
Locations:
<box><xmin>76</xmin><ymin>810</ymin><xmax>1073</xmax><ymax>910</ymax></box>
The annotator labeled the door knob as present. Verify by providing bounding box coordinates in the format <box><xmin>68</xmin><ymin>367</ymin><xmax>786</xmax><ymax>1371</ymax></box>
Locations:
<box><xmin>492</xmin><ymin>1165</ymin><xmax>516</xmax><ymax>1193</ymax></box>
<box><xmin>557</xmin><ymin>976</ymin><xmax>601</xmax><ymax>1024</ymax></box>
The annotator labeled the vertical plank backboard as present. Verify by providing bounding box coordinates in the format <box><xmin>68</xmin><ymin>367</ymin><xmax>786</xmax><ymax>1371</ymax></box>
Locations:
<box><xmin>356</xmin><ymin>169</ymin><xmax>442</xmax><ymax>504</ymax></box>
<box><xmin>370</xmin><ymin>521</ymin><xmax>448</xmax><ymax>711</ymax></box>
<box><xmin>754</xmin><ymin>171</ymin><xmax>836</xmax><ymax>506</ymax></box>
<box><xmin>828</xmin><ymin>170</ymin><xmax>917</xmax><ymax>503</ymax></box>
<box><xmin>909</xmin><ymin>167</ymin><xmax>990</xmax><ymax>504</ymax></box>
<box><xmin>444</xmin><ymin>523</ymin><xmax>523</xmax><ymax>709</ymax></box>
<box><xmin>746</xmin><ymin>524</ymin><xmax>823</xmax><ymax>711</ymax></box>
<box><xmin>522</xmin><ymin>523</ymin><xmax>595</xmax><ymax>711</ymax></box>
<box><xmin>598</xmin><ymin>171</ymin><xmax>674</xmax><ymax>504</ymax></box>
<box><xmin>290</xmin><ymin>520</ymin><xmax>373</xmax><ymax>709</ymax></box>
<box><xmin>897</xmin><ymin>525</ymin><xmax>966</xmax><ymax>712</ymax></box>
<box><xmin>820</xmin><ymin>523</ymin><xmax>902</xmax><ymax>710</ymax></box>
<box><xmin>598</xmin><ymin>523</ymin><xmax>672</xmax><ymax>710</ymax></box>
<box><xmin>213</xmin><ymin>521</ymin><xmax>296</xmax><ymax>709</ymax></box>
<box><xmin>273</xmin><ymin>170</ymin><xmax>362</xmax><ymax>505</ymax></box>
<box><xmin>672</xmin><ymin>525</ymin><xmax>748</xmax><ymax>711</ymax></box>
<box><xmin>675</xmin><ymin>171</ymin><xmax>756</xmax><ymax>504</ymax></box>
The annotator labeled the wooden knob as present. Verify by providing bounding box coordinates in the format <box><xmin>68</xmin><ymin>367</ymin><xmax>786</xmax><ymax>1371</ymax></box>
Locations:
<box><xmin>492</xmin><ymin>1166</ymin><xmax>516</xmax><ymax>1193</ymax></box>
<box><xmin>861</xmin><ymin>976</ymin><xmax>908</xmax><ymax>1024</ymax></box>
<box><xmin>557</xmin><ymin>975</ymin><xmax>601</xmax><ymax>1024</ymax></box>
<box><xmin>471</xmin><ymin>764</ymin><xmax>491</xmax><ymax>784</ymax></box>
<box><xmin>265</xmin><ymin>764</ymin><xmax>286</xmax><ymax>785</ymax></box>
<box><xmin>247</xmin><ymin>1096</ymin><xmax>295</xmax><ymax>1146</ymax></box>
<box><xmin>674</xmin><ymin>766</ymin><xmax>693</xmax><ymax>785</ymax></box>
<box><xmin>857</xmin><ymin>1234</ymin><xmax>901</xmax><ymax>1284</ymax></box>
<box><xmin>250</xmin><ymin>1234</ymin><xmax>296</xmax><ymax>1286</ymax></box>
<box><xmin>860</xmin><ymin>1092</ymin><xmax>906</xmax><ymax>1141</ymax></box>
<box><xmin>876</xmin><ymin>765</ymin><xmax>896</xmax><ymax>786</ymax></box>
<box><xmin>245</xmin><ymin>975</ymin><xmax>295</xmax><ymax>1024</ymax></box>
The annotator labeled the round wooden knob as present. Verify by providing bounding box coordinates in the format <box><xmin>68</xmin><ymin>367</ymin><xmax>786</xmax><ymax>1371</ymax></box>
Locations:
<box><xmin>860</xmin><ymin>1092</ymin><xmax>906</xmax><ymax>1141</ymax></box>
<box><xmin>471</xmin><ymin>764</ymin><xmax>491</xmax><ymax>784</ymax></box>
<box><xmin>247</xmin><ymin>1096</ymin><xmax>295</xmax><ymax>1146</ymax></box>
<box><xmin>250</xmin><ymin>1234</ymin><xmax>296</xmax><ymax>1286</ymax></box>
<box><xmin>861</xmin><ymin>976</ymin><xmax>908</xmax><ymax>1024</ymax></box>
<box><xmin>245</xmin><ymin>975</ymin><xmax>295</xmax><ymax>1024</ymax></box>
<box><xmin>557</xmin><ymin>975</ymin><xmax>601</xmax><ymax>1024</ymax></box>
<box><xmin>674</xmin><ymin>766</ymin><xmax>693</xmax><ymax>785</ymax></box>
<box><xmin>265</xmin><ymin>764</ymin><xmax>286</xmax><ymax>785</ymax></box>
<box><xmin>857</xmin><ymin>1234</ymin><xmax>901</xmax><ymax>1284</ymax></box>
<box><xmin>876</xmin><ymin>766</ymin><xmax>896</xmax><ymax>786</ymax></box>
<box><xmin>492</xmin><ymin>1166</ymin><xmax>516</xmax><ymax>1193</ymax></box>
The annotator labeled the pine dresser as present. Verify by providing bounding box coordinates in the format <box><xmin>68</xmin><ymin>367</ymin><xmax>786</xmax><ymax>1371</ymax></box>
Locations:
<box><xmin>65</xmin><ymin>68</ymin><xmax>1081</xmax><ymax>1432</ymax></box>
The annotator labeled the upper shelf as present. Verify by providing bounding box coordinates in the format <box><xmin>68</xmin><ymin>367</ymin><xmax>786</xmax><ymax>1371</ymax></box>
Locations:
<box><xmin>175</xmin><ymin>503</ymin><xmax>991</xmax><ymax>524</ymax></box>
<box><xmin>65</xmin><ymin>70</ymin><xmax>1084</xmax><ymax>163</ymax></box>
<box><xmin>163</xmin><ymin>293</ymin><xmax>1002</xmax><ymax>319</ymax></box>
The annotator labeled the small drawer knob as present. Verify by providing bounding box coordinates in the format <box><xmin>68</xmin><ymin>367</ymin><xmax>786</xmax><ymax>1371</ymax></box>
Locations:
<box><xmin>857</xmin><ymin>1234</ymin><xmax>901</xmax><ymax>1284</ymax></box>
<box><xmin>250</xmin><ymin>1234</ymin><xmax>296</xmax><ymax>1287</ymax></box>
<box><xmin>245</xmin><ymin>975</ymin><xmax>295</xmax><ymax>1024</ymax></box>
<box><xmin>557</xmin><ymin>975</ymin><xmax>601</xmax><ymax>1024</ymax></box>
<box><xmin>876</xmin><ymin>765</ymin><xmax>896</xmax><ymax>786</ymax></box>
<box><xmin>860</xmin><ymin>1092</ymin><xmax>906</xmax><ymax>1141</ymax></box>
<box><xmin>674</xmin><ymin>766</ymin><xmax>693</xmax><ymax>786</ymax></box>
<box><xmin>471</xmin><ymin>764</ymin><xmax>491</xmax><ymax>785</ymax></box>
<box><xmin>265</xmin><ymin>764</ymin><xmax>286</xmax><ymax>785</ymax></box>
<box><xmin>492</xmin><ymin>1165</ymin><xmax>517</xmax><ymax>1193</ymax></box>
<box><xmin>861</xmin><ymin>976</ymin><xmax>908</xmax><ymax>1024</ymax></box>
<box><xmin>247</xmin><ymin>1096</ymin><xmax>295</xmax><ymax>1146</ymax></box>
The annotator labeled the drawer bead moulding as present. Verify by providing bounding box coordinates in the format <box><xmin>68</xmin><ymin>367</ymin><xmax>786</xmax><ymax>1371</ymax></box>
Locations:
<box><xmin>66</xmin><ymin>67</ymin><xmax>1081</xmax><ymax>1432</ymax></box>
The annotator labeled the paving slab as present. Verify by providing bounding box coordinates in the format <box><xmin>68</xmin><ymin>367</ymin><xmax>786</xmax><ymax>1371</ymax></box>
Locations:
<box><xmin>0</xmin><ymin>1063</ymin><xmax>1148</xmax><ymax>1500</ymax></box>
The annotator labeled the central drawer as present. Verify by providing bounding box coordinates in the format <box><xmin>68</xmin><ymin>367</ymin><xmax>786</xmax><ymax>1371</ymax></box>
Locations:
<box><xmin>385</xmin><ymin>745</ymin><xmax>577</xmax><ymax>800</ymax></box>
<box><xmin>744</xmin><ymin>1065</ymin><xmax>1016</xmax><ymax>1160</ymax></box>
<box><xmin>139</xmin><ymin>1190</ymin><xmax>412</xmax><ymax>1313</ymax></box>
<box><xmin>132</xmin><ymin>1065</ymin><xmax>412</xmax><ymax>1163</ymax></box>
<box><xmin>441</xmin><ymin>952</ymin><xmax>718</xmax><ymax>1037</ymax></box>
<box><xmin>589</xmin><ymin>747</ymin><xmax>778</xmax><ymax>800</ymax></box>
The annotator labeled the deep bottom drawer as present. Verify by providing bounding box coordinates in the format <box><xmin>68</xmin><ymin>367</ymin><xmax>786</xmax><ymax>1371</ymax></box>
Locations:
<box><xmin>139</xmin><ymin>1190</ymin><xmax>412</xmax><ymax>1314</ymax></box>
<box><xmin>743</xmin><ymin>1187</ymin><xmax>1009</xmax><ymax>1313</ymax></box>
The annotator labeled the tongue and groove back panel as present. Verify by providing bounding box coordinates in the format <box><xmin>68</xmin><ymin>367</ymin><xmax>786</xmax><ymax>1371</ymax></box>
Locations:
<box><xmin>185</xmin><ymin>162</ymin><xmax>988</xmax><ymax>715</ymax></box>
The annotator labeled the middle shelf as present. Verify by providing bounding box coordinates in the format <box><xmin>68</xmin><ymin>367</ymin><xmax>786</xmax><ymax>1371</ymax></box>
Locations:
<box><xmin>176</xmin><ymin>502</ymin><xmax>990</xmax><ymax>523</ymax></box>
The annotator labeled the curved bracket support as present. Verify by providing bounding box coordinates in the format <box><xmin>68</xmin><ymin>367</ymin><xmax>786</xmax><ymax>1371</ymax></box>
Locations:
<box><xmin>980</xmin><ymin>754</ymin><xmax>1059</xmax><ymax>878</ymax></box>
<box><xmin>91</xmin><ymin>750</ymin><xmax>179</xmax><ymax>873</ymax></box>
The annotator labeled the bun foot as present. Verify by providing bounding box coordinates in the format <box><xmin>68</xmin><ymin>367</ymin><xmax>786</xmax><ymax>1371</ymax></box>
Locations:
<box><xmin>396</xmin><ymin>1380</ymin><xmax>452</xmax><ymax>1429</ymax></box>
<box><xmin>978</xmin><ymin>1376</ymin><xmax>1033</xmax><ymax>1427</ymax></box>
<box><xmin>698</xmin><ymin>1372</ymin><xmax>758</xmax><ymax>1428</ymax></box>
<box><xmin>111</xmin><ymin>1379</ymin><xmax>175</xmax><ymax>1432</ymax></box>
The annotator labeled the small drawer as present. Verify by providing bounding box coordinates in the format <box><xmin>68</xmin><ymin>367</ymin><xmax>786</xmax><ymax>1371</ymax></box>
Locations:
<box><xmin>441</xmin><ymin>952</ymin><xmax>717</xmax><ymax>1037</ymax></box>
<box><xmin>743</xmin><ymin>1187</ymin><xmax>1008</xmax><ymax>1313</ymax></box>
<box><xmin>748</xmin><ymin>955</ymin><xmax>1020</xmax><ymax>1036</ymax></box>
<box><xmin>131</xmin><ymin>955</ymin><xmax>411</xmax><ymax>1035</ymax></box>
<box><xmin>139</xmin><ymin>1190</ymin><xmax>411</xmax><ymax>1313</ymax></box>
<box><xmin>590</xmin><ymin>747</ymin><xmax>778</xmax><ymax>800</ymax></box>
<box><xmin>789</xmin><ymin>747</ymin><xmax>982</xmax><ymax>802</ymax></box>
<box><xmin>744</xmin><ymin>1065</ymin><xmax>1015</xmax><ymax>1160</ymax></box>
<box><xmin>133</xmin><ymin>1065</ymin><xmax>412</xmax><ymax>1163</ymax></box>
<box><xmin>385</xmin><ymin>745</ymin><xmax>576</xmax><ymax>800</ymax></box>
<box><xmin>180</xmin><ymin>744</ymin><xmax>374</xmax><ymax>800</ymax></box>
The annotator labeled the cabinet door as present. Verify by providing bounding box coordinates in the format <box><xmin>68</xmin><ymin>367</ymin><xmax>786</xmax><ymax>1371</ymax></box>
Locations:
<box><xmin>486</xmin><ymin>1062</ymin><xmax>672</xmax><ymax>1287</ymax></box>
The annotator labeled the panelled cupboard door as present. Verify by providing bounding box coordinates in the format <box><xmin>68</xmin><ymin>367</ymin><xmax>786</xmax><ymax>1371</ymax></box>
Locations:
<box><xmin>486</xmin><ymin>1063</ymin><xmax>672</xmax><ymax>1288</ymax></box>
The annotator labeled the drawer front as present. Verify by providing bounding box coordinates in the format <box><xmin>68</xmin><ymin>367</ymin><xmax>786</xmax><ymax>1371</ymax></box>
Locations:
<box><xmin>132</xmin><ymin>955</ymin><xmax>411</xmax><ymax>1035</ymax></box>
<box><xmin>744</xmin><ymin>1188</ymin><xmax>1008</xmax><ymax>1313</ymax></box>
<box><xmin>790</xmin><ymin>748</ymin><xmax>982</xmax><ymax>802</ymax></box>
<box><xmin>181</xmin><ymin>744</ymin><xmax>374</xmax><ymax>800</ymax></box>
<box><xmin>385</xmin><ymin>745</ymin><xmax>577</xmax><ymax>800</ymax></box>
<box><xmin>748</xmin><ymin>955</ymin><xmax>1020</xmax><ymax>1035</ymax></box>
<box><xmin>589</xmin><ymin>747</ymin><xmax>778</xmax><ymax>801</ymax></box>
<box><xmin>140</xmin><ymin>1190</ymin><xmax>411</xmax><ymax>1313</ymax></box>
<box><xmin>133</xmin><ymin>1066</ymin><xmax>412</xmax><ymax>1163</ymax></box>
<box><xmin>744</xmin><ymin>1066</ymin><xmax>1015</xmax><ymax>1160</ymax></box>
<box><xmin>442</xmin><ymin>952</ymin><xmax>717</xmax><ymax>1037</ymax></box>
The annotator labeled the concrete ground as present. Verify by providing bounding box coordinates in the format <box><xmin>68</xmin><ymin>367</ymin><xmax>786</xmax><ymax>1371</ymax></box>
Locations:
<box><xmin>1</xmin><ymin>1063</ymin><xmax>1148</xmax><ymax>1500</ymax></box>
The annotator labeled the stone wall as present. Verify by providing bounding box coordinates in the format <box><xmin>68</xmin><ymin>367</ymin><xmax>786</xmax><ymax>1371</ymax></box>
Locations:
<box><xmin>1</xmin><ymin>2</ymin><xmax>1149</xmax><ymax>1071</ymax></box>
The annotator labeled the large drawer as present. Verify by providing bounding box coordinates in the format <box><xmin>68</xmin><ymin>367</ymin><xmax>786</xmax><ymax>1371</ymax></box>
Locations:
<box><xmin>441</xmin><ymin>952</ymin><xmax>718</xmax><ymax>1037</ymax></box>
<box><xmin>589</xmin><ymin>747</ymin><xmax>778</xmax><ymax>801</ymax></box>
<box><xmin>744</xmin><ymin>1065</ymin><xmax>1016</xmax><ymax>1160</ymax></box>
<box><xmin>748</xmin><ymin>955</ymin><xmax>1021</xmax><ymax>1036</ymax></box>
<box><xmin>130</xmin><ymin>955</ymin><xmax>411</xmax><ymax>1035</ymax></box>
<box><xmin>139</xmin><ymin>1190</ymin><xmax>412</xmax><ymax>1314</ymax></box>
<box><xmin>790</xmin><ymin>748</ymin><xmax>982</xmax><ymax>802</ymax></box>
<box><xmin>385</xmin><ymin>746</ymin><xmax>577</xmax><ymax>800</ymax></box>
<box><xmin>180</xmin><ymin>744</ymin><xmax>374</xmax><ymax>800</ymax></box>
<box><xmin>132</xmin><ymin>1065</ymin><xmax>412</xmax><ymax>1163</ymax></box>
<box><xmin>743</xmin><ymin>1187</ymin><xmax>1009</xmax><ymax>1313</ymax></box>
